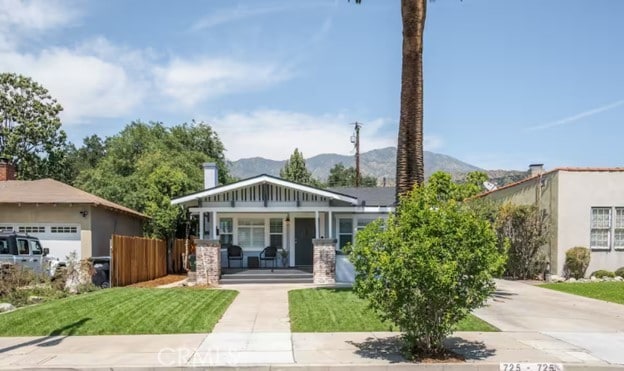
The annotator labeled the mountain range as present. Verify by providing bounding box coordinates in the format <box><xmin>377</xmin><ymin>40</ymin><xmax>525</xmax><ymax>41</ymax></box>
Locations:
<box><xmin>227</xmin><ymin>147</ymin><xmax>528</xmax><ymax>187</ymax></box>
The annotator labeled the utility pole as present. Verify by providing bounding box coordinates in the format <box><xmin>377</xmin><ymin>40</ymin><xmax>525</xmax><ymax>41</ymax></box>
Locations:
<box><xmin>350</xmin><ymin>122</ymin><xmax>362</xmax><ymax>187</ymax></box>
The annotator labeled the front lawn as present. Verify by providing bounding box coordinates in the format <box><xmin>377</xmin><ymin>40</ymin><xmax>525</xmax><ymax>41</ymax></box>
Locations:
<box><xmin>541</xmin><ymin>282</ymin><xmax>624</xmax><ymax>305</ymax></box>
<box><xmin>0</xmin><ymin>287</ymin><xmax>237</xmax><ymax>336</ymax></box>
<box><xmin>288</xmin><ymin>288</ymin><xmax>497</xmax><ymax>332</ymax></box>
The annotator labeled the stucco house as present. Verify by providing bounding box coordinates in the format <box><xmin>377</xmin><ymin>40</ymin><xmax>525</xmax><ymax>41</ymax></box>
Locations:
<box><xmin>479</xmin><ymin>164</ymin><xmax>624</xmax><ymax>276</ymax></box>
<box><xmin>171</xmin><ymin>163</ymin><xmax>395</xmax><ymax>268</ymax></box>
<box><xmin>0</xmin><ymin>160</ymin><xmax>147</xmax><ymax>261</ymax></box>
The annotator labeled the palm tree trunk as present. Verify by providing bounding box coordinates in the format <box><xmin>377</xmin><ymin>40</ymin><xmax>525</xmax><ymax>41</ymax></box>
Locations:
<box><xmin>396</xmin><ymin>0</ymin><xmax>426</xmax><ymax>201</ymax></box>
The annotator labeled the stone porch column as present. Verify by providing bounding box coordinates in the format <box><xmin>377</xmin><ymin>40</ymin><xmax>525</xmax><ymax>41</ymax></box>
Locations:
<box><xmin>313</xmin><ymin>238</ymin><xmax>336</xmax><ymax>284</ymax></box>
<box><xmin>195</xmin><ymin>239</ymin><xmax>221</xmax><ymax>286</ymax></box>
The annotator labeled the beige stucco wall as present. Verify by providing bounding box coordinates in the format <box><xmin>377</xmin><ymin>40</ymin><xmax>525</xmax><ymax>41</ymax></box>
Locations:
<box><xmin>483</xmin><ymin>172</ymin><xmax>560</xmax><ymax>272</ymax></box>
<box><xmin>0</xmin><ymin>203</ymin><xmax>92</xmax><ymax>258</ymax></box>
<box><xmin>89</xmin><ymin>206</ymin><xmax>144</xmax><ymax>256</ymax></box>
<box><xmin>557</xmin><ymin>171</ymin><xmax>624</xmax><ymax>275</ymax></box>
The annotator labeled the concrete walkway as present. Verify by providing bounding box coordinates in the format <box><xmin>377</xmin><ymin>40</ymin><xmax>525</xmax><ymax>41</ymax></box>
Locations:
<box><xmin>475</xmin><ymin>279</ymin><xmax>624</xmax><ymax>365</ymax></box>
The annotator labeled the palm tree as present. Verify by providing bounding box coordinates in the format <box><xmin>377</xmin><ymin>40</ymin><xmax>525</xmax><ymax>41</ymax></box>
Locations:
<box><xmin>396</xmin><ymin>0</ymin><xmax>426</xmax><ymax>201</ymax></box>
<box><xmin>353</xmin><ymin>0</ymin><xmax>427</xmax><ymax>201</ymax></box>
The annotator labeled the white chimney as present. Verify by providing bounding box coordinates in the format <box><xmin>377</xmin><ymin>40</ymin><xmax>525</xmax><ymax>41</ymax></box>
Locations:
<box><xmin>529</xmin><ymin>163</ymin><xmax>544</xmax><ymax>177</ymax></box>
<box><xmin>203</xmin><ymin>162</ymin><xmax>218</xmax><ymax>189</ymax></box>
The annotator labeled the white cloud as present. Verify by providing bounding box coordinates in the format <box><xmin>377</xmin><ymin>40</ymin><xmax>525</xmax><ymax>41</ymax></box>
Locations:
<box><xmin>529</xmin><ymin>98</ymin><xmax>624</xmax><ymax>131</ymax></box>
<box><xmin>191</xmin><ymin>3</ymin><xmax>332</xmax><ymax>31</ymax></box>
<box><xmin>205</xmin><ymin>110</ymin><xmax>394</xmax><ymax>160</ymax></box>
<box><xmin>154</xmin><ymin>58</ymin><xmax>291</xmax><ymax>107</ymax></box>
<box><xmin>0</xmin><ymin>43</ymin><xmax>150</xmax><ymax>125</ymax></box>
<box><xmin>0</xmin><ymin>0</ymin><xmax>81</xmax><ymax>48</ymax></box>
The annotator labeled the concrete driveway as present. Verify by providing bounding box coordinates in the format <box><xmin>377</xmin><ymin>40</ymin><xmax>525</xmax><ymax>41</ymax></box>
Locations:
<box><xmin>475</xmin><ymin>279</ymin><xmax>624</xmax><ymax>365</ymax></box>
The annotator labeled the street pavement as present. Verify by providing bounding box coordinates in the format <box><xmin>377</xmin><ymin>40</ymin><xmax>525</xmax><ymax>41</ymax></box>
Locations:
<box><xmin>0</xmin><ymin>281</ymin><xmax>623</xmax><ymax>369</ymax></box>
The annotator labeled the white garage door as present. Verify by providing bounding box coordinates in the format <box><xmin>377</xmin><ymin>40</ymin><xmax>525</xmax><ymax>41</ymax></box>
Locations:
<box><xmin>0</xmin><ymin>224</ymin><xmax>81</xmax><ymax>262</ymax></box>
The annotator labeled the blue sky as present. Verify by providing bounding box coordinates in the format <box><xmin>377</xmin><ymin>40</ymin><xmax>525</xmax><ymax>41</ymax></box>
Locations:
<box><xmin>1</xmin><ymin>0</ymin><xmax>623</xmax><ymax>170</ymax></box>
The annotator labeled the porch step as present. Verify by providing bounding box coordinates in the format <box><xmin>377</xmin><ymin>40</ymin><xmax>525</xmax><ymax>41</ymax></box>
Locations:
<box><xmin>220</xmin><ymin>277</ymin><xmax>313</xmax><ymax>285</ymax></box>
<box><xmin>219</xmin><ymin>268</ymin><xmax>313</xmax><ymax>285</ymax></box>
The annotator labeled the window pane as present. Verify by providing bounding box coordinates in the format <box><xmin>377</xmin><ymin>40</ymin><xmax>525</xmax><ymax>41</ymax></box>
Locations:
<box><xmin>239</xmin><ymin>218</ymin><xmax>264</xmax><ymax>226</ymax></box>
<box><xmin>252</xmin><ymin>228</ymin><xmax>265</xmax><ymax>245</ymax></box>
<box><xmin>238</xmin><ymin>228</ymin><xmax>251</xmax><ymax>247</ymax></box>
<box><xmin>615</xmin><ymin>229</ymin><xmax>624</xmax><ymax>248</ymax></box>
<box><xmin>270</xmin><ymin>234</ymin><xmax>283</xmax><ymax>248</ymax></box>
<box><xmin>270</xmin><ymin>219</ymin><xmax>283</xmax><ymax>234</ymax></box>
<box><xmin>30</xmin><ymin>240</ymin><xmax>42</xmax><ymax>255</ymax></box>
<box><xmin>219</xmin><ymin>218</ymin><xmax>233</xmax><ymax>233</ymax></box>
<box><xmin>591</xmin><ymin>229</ymin><xmax>609</xmax><ymax>248</ymax></box>
<box><xmin>357</xmin><ymin>219</ymin><xmax>374</xmax><ymax>228</ymax></box>
<box><xmin>339</xmin><ymin>234</ymin><xmax>352</xmax><ymax>249</ymax></box>
<box><xmin>0</xmin><ymin>240</ymin><xmax>9</xmax><ymax>254</ymax></box>
<box><xmin>591</xmin><ymin>208</ymin><xmax>611</xmax><ymax>228</ymax></box>
<box><xmin>616</xmin><ymin>208</ymin><xmax>624</xmax><ymax>229</ymax></box>
<box><xmin>17</xmin><ymin>239</ymin><xmax>29</xmax><ymax>255</ymax></box>
<box><xmin>220</xmin><ymin>234</ymin><xmax>233</xmax><ymax>246</ymax></box>
<box><xmin>339</xmin><ymin>219</ymin><xmax>353</xmax><ymax>233</ymax></box>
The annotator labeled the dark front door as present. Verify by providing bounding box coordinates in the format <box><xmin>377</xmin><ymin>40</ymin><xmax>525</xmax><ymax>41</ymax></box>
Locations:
<box><xmin>295</xmin><ymin>218</ymin><xmax>315</xmax><ymax>266</ymax></box>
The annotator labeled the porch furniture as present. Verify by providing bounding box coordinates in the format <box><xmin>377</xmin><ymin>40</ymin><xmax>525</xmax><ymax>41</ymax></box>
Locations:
<box><xmin>227</xmin><ymin>245</ymin><xmax>244</xmax><ymax>268</ymax></box>
<box><xmin>260</xmin><ymin>246</ymin><xmax>277</xmax><ymax>272</ymax></box>
<box><xmin>248</xmin><ymin>256</ymin><xmax>259</xmax><ymax>269</ymax></box>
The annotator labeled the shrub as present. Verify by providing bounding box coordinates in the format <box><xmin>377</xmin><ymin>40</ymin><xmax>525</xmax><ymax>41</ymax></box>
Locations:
<box><xmin>350</xmin><ymin>185</ymin><xmax>505</xmax><ymax>358</ymax></box>
<box><xmin>495</xmin><ymin>203</ymin><xmax>550</xmax><ymax>279</ymax></box>
<box><xmin>616</xmin><ymin>267</ymin><xmax>624</xmax><ymax>278</ymax></box>
<box><xmin>564</xmin><ymin>247</ymin><xmax>591</xmax><ymax>279</ymax></box>
<box><xmin>591</xmin><ymin>270</ymin><xmax>615</xmax><ymax>279</ymax></box>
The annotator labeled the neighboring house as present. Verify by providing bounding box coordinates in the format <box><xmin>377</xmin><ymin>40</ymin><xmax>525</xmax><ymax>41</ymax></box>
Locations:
<box><xmin>479</xmin><ymin>164</ymin><xmax>624</xmax><ymax>276</ymax></box>
<box><xmin>0</xmin><ymin>160</ymin><xmax>147</xmax><ymax>261</ymax></box>
<box><xmin>171</xmin><ymin>163</ymin><xmax>395</xmax><ymax>268</ymax></box>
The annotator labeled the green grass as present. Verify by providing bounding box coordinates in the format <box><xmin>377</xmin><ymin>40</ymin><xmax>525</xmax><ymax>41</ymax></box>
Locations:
<box><xmin>541</xmin><ymin>281</ymin><xmax>624</xmax><ymax>305</ymax></box>
<box><xmin>0</xmin><ymin>287</ymin><xmax>237</xmax><ymax>336</ymax></box>
<box><xmin>288</xmin><ymin>288</ymin><xmax>498</xmax><ymax>332</ymax></box>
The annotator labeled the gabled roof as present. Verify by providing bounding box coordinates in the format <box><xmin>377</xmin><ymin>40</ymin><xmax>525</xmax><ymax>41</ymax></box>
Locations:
<box><xmin>328</xmin><ymin>187</ymin><xmax>396</xmax><ymax>207</ymax></box>
<box><xmin>476</xmin><ymin>167</ymin><xmax>624</xmax><ymax>199</ymax></box>
<box><xmin>0</xmin><ymin>179</ymin><xmax>148</xmax><ymax>219</ymax></box>
<box><xmin>171</xmin><ymin>174</ymin><xmax>359</xmax><ymax>205</ymax></box>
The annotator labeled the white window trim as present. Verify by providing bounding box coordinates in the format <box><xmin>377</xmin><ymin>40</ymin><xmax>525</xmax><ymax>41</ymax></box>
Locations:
<box><xmin>590</xmin><ymin>207</ymin><xmax>613</xmax><ymax>251</ymax></box>
<box><xmin>614</xmin><ymin>207</ymin><xmax>624</xmax><ymax>250</ymax></box>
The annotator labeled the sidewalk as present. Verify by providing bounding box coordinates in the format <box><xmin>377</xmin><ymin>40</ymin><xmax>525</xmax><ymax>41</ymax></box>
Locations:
<box><xmin>1</xmin><ymin>283</ymin><xmax>622</xmax><ymax>369</ymax></box>
<box><xmin>0</xmin><ymin>331</ymin><xmax>619</xmax><ymax>369</ymax></box>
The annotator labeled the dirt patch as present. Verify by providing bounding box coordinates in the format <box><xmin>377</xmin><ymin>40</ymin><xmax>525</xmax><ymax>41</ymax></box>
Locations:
<box><xmin>129</xmin><ymin>274</ymin><xmax>187</xmax><ymax>288</ymax></box>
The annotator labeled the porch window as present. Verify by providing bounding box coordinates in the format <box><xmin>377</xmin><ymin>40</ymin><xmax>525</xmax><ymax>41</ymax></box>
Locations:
<box><xmin>590</xmin><ymin>207</ymin><xmax>611</xmax><ymax>249</ymax></box>
<box><xmin>356</xmin><ymin>218</ymin><xmax>375</xmax><ymax>231</ymax></box>
<box><xmin>615</xmin><ymin>208</ymin><xmax>624</xmax><ymax>249</ymax></box>
<box><xmin>338</xmin><ymin>218</ymin><xmax>353</xmax><ymax>249</ymax></box>
<box><xmin>238</xmin><ymin>218</ymin><xmax>265</xmax><ymax>249</ymax></box>
<box><xmin>219</xmin><ymin>218</ymin><xmax>233</xmax><ymax>246</ymax></box>
<box><xmin>269</xmin><ymin>218</ymin><xmax>283</xmax><ymax>248</ymax></box>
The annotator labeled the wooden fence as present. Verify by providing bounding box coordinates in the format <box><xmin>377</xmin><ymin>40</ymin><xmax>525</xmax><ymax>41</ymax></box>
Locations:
<box><xmin>171</xmin><ymin>239</ymin><xmax>195</xmax><ymax>273</ymax></box>
<box><xmin>111</xmin><ymin>235</ymin><xmax>167</xmax><ymax>287</ymax></box>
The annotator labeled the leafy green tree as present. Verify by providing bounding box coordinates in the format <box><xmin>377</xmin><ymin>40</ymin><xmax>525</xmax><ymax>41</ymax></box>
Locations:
<box><xmin>327</xmin><ymin>163</ymin><xmax>377</xmax><ymax>187</ymax></box>
<box><xmin>349</xmin><ymin>183</ymin><xmax>505</xmax><ymax>357</ymax></box>
<box><xmin>0</xmin><ymin>73</ymin><xmax>72</xmax><ymax>181</ymax></box>
<box><xmin>427</xmin><ymin>171</ymin><xmax>488</xmax><ymax>202</ymax></box>
<box><xmin>76</xmin><ymin>121</ymin><xmax>229</xmax><ymax>239</ymax></box>
<box><xmin>279</xmin><ymin>148</ymin><xmax>321</xmax><ymax>186</ymax></box>
<box><xmin>495</xmin><ymin>203</ymin><xmax>550</xmax><ymax>280</ymax></box>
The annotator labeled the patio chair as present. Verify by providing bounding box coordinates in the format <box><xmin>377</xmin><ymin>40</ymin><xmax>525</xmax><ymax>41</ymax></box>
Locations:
<box><xmin>259</xmin><ymin>246</ymin><xmax>277</xmax><ymax>272</ymax></box>
<box><xmin>227</xmin><ymin>245</ymin><xmax>244</xmax><ymax>268</ymax></box>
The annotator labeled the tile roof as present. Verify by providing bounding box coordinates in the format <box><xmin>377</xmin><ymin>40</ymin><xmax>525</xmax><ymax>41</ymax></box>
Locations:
<box><xmin>328</xmin><ymin>187</ymin><xmax>396</xmax><ymax>206</ymax></box>
<box><xmin>0</xmin><ymin>179</ymin><xmax>148</xmax><ymax>219</ymax></box>
<box><xmin>476</xmin><ymin>167</ymin><xmax>624</xmax><ymax>198</ymax></box>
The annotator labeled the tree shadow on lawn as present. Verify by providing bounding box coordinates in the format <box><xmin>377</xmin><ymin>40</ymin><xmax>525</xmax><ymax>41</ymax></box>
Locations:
<box><xmin>0</xmin><ymin>318</ymin><xmax>91</xmax><ymax>354</ymax></box>
<box><xmin>347</xmin><ymin>335</ymin><xmax>496</xmax><ymax>363</ymax></box>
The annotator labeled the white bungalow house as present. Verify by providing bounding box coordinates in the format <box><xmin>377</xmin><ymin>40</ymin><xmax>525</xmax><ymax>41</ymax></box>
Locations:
<box><xmin>171</xmin><ymin>163</ymin><xmax>395</xmax><ymax>268</ymax></box>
